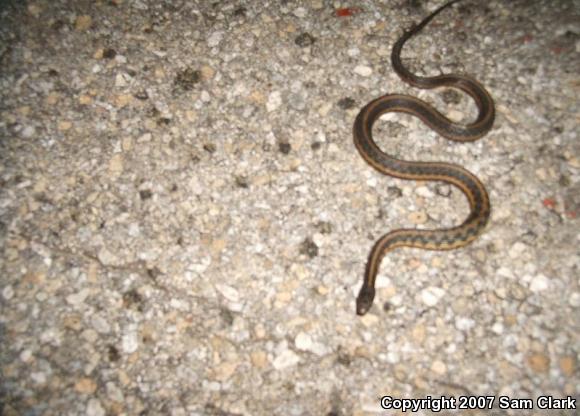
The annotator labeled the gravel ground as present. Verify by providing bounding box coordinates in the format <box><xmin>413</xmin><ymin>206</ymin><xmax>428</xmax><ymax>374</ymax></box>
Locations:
<box><xmin>1</xmin><ymin>0</ymin><xmax>579</xmax><ymax>415</ymax></box>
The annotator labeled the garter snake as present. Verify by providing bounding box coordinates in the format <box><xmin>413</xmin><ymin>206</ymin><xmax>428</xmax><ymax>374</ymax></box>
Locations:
<box><xmin>354</xmin><ymin>0</ymin><xmax>494</xmax><ymax>315</ymax></box>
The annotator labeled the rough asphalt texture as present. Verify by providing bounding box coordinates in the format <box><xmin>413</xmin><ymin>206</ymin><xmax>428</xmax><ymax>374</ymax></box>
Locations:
<box><xmin>1</xmin><ymin>0</ymin><xmax>579</xmax><ymax>415</ymax></box>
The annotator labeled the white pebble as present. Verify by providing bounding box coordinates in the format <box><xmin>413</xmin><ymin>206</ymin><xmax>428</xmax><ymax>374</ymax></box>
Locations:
<box><xmin>122</xmin><ymin>331</ymin><xmax>139</xmax><ymax>354</ymax></box>
<box><xmin>508</xmin><ymin>242</ymin><xmax>527</xmax><ymax>259</ymax></box>
<box><xmin>294</xmin><ymin>332</ymin><xmax>313</xmax><ymax>351</ymax></box>
<box><xmin>420</xmin><ymin>286</ymin><xmax>446</xmax><ymax>307</ymax></box>
<box><xmin>207</xmin><ymin>31</ymin><xmax>223</xmax><ymax>47</ymax></box>
<box><xmin>266</xmin><ymin>91</ymin><xmax>282</xmax><ymax>112</ymax></box>
<box><xmin>2</xmin><ymin>285</ymin><xmax>14</xmax><ymax>300</ymax></box>
<box><xmin>455</xmin><ymin>317</ymin><xmax>475</xmax><ymax>331</ymax></box>
<box><xmin>491</xmin><ymin>322</ymin><xmax>504</xmax><ymax>334</ymax></box>
<box><xmin>22</xmin><ymin>125</ymin><xmax>35</xmax><ymax>138</ymax></box>
<box><xmin>529</xmin><ymin>274</ymin><xmax>550</xmax><ymax>292</ymax></box>
<box><xmin>568</xmin><ymin>292</ymin><xmax>580</xmax><ymax>308</ymax></box>
<box><xmin>293</xmin><ymin>7</ymin><xmax>307</xmax><ymax>18</ymax></box>
<box><xmin>272</xmin><ymin>349</ymin><xmax>300</xmax><ymax>370</ymax></box>
<box><xmin>215</xmin><ymin>284</ymin><xmax>240</xmax><ymax>303</ymax></box>
<box><xmin>91</xmin><ymin>314</ymin><xmax>111</xmax><ymax>334</ymax></box>
<box><xmin>354</xmin><ymin>65</ymin><xmax>372</xmax><ymax>77</ymax></box>
<box><xmin>86</xmin><ymin>398</ymin><xmax>105</xmax><ymax>416</ymax></box>
<box><xmin>66</xmin><ymin>288</ymin><xmax>91</xmax><ymax>306</ymax></box>
<box><xmin>20</xmin><ymin>349</ymin><xmax>33</xmax><ymax>362</ymax></box>
<box><xmin>415</xmin><ymin>186</ymin><xmax>434</xmax><ymax>198</ymax></box>
<box><xmin>31</xmin><ymin>371</ymin><xmax>47</xmax><ymax>384</ymax></box>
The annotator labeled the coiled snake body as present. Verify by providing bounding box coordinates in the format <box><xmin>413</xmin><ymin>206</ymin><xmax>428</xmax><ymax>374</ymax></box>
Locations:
<box><xmin>354</xmin><ymin>0</ymin><xmax>494</xmax><ymax>315</ymax></box>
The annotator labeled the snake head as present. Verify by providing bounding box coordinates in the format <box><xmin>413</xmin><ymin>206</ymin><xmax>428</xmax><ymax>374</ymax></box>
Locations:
<box><xmin>356</xmin><ymin>285</ymin><xmax>376</xmax><ymax>316</ymax></box>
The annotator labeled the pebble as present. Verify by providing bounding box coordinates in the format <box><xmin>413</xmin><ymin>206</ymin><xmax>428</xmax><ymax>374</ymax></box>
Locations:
<box><xmin>293</xmin><ymin>7</ymin><xmax>307</xmax><ymax>18</ymax></box>
<box><xmin>568</xmin><ymin>292</ymin><xmax>580</xmax><ymax>308</ymax></box>
<box><xmin>207</xmin><ymin>31</ymin><xmax>224</xmax><ymax>47</ymax></box>
<box><xmin>455</xmin><ymin>317</ymin><xmax>476</xmax><ymax>332</ymax></box>
<box><xmin>75</xmin><ymin>378</ymin><xmax>97</xmax><ymax>394</ymax></box>
<box><xmin>353</xmin><ymin>65</ymin><xmax>372</xmax><ymax>77</ymax></box>
<box><xmin>215</xmin><ymin>284</ymin><xmax>240</xmax><ymax>303</ymax></box>
<box><xmin>212</xmin><ymin>361</ymin><xmax>239</xmax><ymax>382</ymax></box>
<box><xmin>420</xmin><ymin>286</ymin><xmax>446</xmax><ymax>307</ymax></box>
<box><xmin>266</xmin><ymin>91</ymin><xmax>282</xmax><ymax>112</ymax></box>
<box><xmin>250</xmin><ymin>350</ymin><xmax>268</xmax><ymax>368</ymax></box>
<box><xmin>75</xmin><ymin>15</ymin><xmax>92</xmax><ymax>31</ymax></box>
<box><xmin>272</xmin><ymin>349</ymin><xmax>300</xmax><ymax>370</ymax></box>
<box><xmin>529</xmin><ymin>274</ymin><xmax>550</xmax><ymax>292</ymax></box>
<box><xmin>430</xmin><ymin>360</ymin><xmax>447</xmax><ymax>375</ymax></box>
<box><xmin>66</xmin><ymin>288</ymin><xmax>91</xmax><ymax>306</ymax></box>
<box><xmin>408</xmin><ymin>211</ymin><xmax>428</xmax><ymax>225</ymax></box>
<box><xmin>91</xmin><ymin>314</ymin><xmax>111</xmax><ymax>334</ymax></box>
<box><xmin>86</xmin><ymin>398</ymin><xmax>105</xmax><ymax>416</ymax></box>
<box><xmin>508</xmin><ymin>241</ymin><xmax>528</xmax><ymax>258</ymax></box>
<box><xmin>2</xmin><ymin>285</ymin><xmax>14</xmax><ymax>300</ymax></box>
<box><xmin>527</xmin><ymin>353</ymin><xmax>550</xmax><ymax>373</ymax></box>
<box><xmin>559</xmin><ymin>356</ymin><xmax>576</xmax><ymax>377</ymax></box>
<box><xmin>122</xmin><ymin>330</ymin><xmax>139</xmax><ymax>354</ymax></box>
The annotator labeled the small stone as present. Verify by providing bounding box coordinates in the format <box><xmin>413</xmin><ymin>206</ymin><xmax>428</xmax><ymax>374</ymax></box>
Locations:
<box><xmin>75</xmin><ymin>15</ymin><xmax>92</xmax><ymax>31</ymax></box>
<box><xmin>58</xmin><ymin>120</ymin><xmax>72</xmax><ymax>131</ymax></box>
<box><xmin>455</xmin><ymin>317</ymin><xmax>475</xmax><ymax>331</ymax></box>
<box><xmin>115</xmin><ymin>94</ymin><xmax>132</xmax><ymax>108</ymax></box>
<box><xmin>215</xmin><ymin>284</ymin><xmax>240</xmax><ymax>303</ymax></box>
<box><xmin>115</xmin><ymin>72</ymin><xmax>131</xmax><ymax>88</ymax></box>
<box><xmin>2</xmin><ymin>285</ymin><xmax>14</xmax><ymax>300</ymax></box>
<box><xmin>250</xmin><ymin>350</ymin><xmax>268</xmax><ymax>368</ymax></box>
<box><xmin>122</xmin><ymin>331</ymin><xmax>139</xmax><ymax>354</ymax></box>
<box><xmin>108</xmin><ymin>154</ymin><xmax>124</xmax><ymax>176</ymax></box>
<box><xmin>86</xmin><ymin>398</ymin><xmax>105</xmax><ymax>416</ymax></box>
<box><xmin>411</xmin><ymin>324</ymin><xmax>426</xmax><ymax>343</ymax></box>
<box><xmin>254</xmin><ymin>324</ymin><xmax>266</xmax><ymax>339</ymax></box>
<box><xmin>20</xmin><ymin>349</ymin><xmax>33</xmax><ymax>363</ymax></box>
<box><xmin>568</xmin><ymin>292</ymin><xmax>580</xmax><ymax>308</ymax></box>
<box><xmin>354</xmin><ymin>65</ymin><xmax>372</xmax><ymax>76</ymax></box>
<box><xmin>207</xmin><ymin>31</ymin><xmax>223</xmax><ymax>47</ymax></box>
<box><xmin>266</xmin><ymin>91</ymin><xmax>282</xmax><ymax>112</ymax></box>
<box><xmin>360</xmin><ymin>313</ymin><xmax>379</xmax><ymax>327</ymax></box>
<box><xmin>293</xmin><ymin>7</ymin><xmax>307</xmax><ymax>18</ymax></box>
<box><xmin>408</xmin><ymin>211</ymin><xmax>428</xmax><ymax>224</ymax></box>
<box><xmin>415</xmin><ymin>186</ymin><xmax>434</xmax><ymax>198</ymax></box>
<box><xmin>66</xmin><ymin>288</ymin><xmax>91</xmax><ymax>306</ymax></box>
<box><xmin>79</xmin><ymin>95</ymin><xmax>93</xmax><ymax>105</ymax></box>
<box><xmin>106</xmin><ymin>381</ymin><xmax>125</xmax><ymax>402</ymax></box>
<box><xmin>527</xmin><ymin>353</ymin><xmax>550</xmax><ymax>373</ymax></box>
<box><xmin>508</xmin><ymin>241</ymin><xmax>527</xmax><ymax>258</ymax></box>
<box><xmin>200</xmin><ymin>65</ymin><xmax>215</xmax><ymax>80</ymax></box>
<box><xmin>21</xmin><ymin>125</ymin><xmax>35</xmax><ymax>138</ymax></box>
<box><xmin>31</xmin><ymin>372</ymin><xmax>47</xmax><ymax>384</ymax></box>
<box><xmin>75</xmin><ymin>378</ymin><xmax>97</xmax><ymax>394</ymax></box>
<box><xmin>431</xmin><ymin>360</ymin><xmax>447</xmax><ymax>375</ymax></box>
<box><xmin>294</xmin><ymin>332</ymin><xmax>313</xmax><ymax>351</ymax></box>
<box><xmin>272</xmin><ymin>349</ymin><xmax>300</xmax><ymax>370</ymax></box>
<box><xmin>529</xmin><ymin>274</ymin><xmax>550</xmax><ymax>292</ymax></box>
<box><xmin>212</xmin><ymin>361</ymin><xmax>239</xmax><ymax>382</ymax></box>
<box><xmin>559</xmin><ymin>356</ymin><xmax>576</xmax><ymax>377</ymax></box>
<box><xmin>420</xmin><ymin>287</ymin><xmax>445</xmax><ymax>307</ymax></box>
<box><xmin>28</xmin><ymin>4</ymin><xmax>42</xmax><ymax>17</ymax></box>
<box><xmin>91</xmin><ymin>314</ymin><xmax>111</xmax><ymax>334</ymax></box>
<box><xmin>491</xmin><ymin>321</ymin><xmax>504</xmax><ymax>334</ymax></box>
<box><xmin>97</xmin><ymin>248</ymin><xmax>118</xmax><ymax>266</ymax></box>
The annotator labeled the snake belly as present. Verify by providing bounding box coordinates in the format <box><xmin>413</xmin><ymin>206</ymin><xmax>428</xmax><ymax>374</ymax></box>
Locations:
<box><xmin>354</xmin><ymin>0</ymin><xmax>495</xmax><ymax>316</ymax></box>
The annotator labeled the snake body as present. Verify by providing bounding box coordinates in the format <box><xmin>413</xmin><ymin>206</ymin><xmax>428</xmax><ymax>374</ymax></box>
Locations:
<box><xmin>354</xmin><ymin>0</ymin><xmax>494</xmax><ymax>315</ymax></box>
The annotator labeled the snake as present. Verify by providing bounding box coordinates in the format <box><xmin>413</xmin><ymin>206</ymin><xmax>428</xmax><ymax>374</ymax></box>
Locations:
<box><xmin>354</xmin><ymin>0</ymin><xmax>495</xmax><ymax>315</ymax></box>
